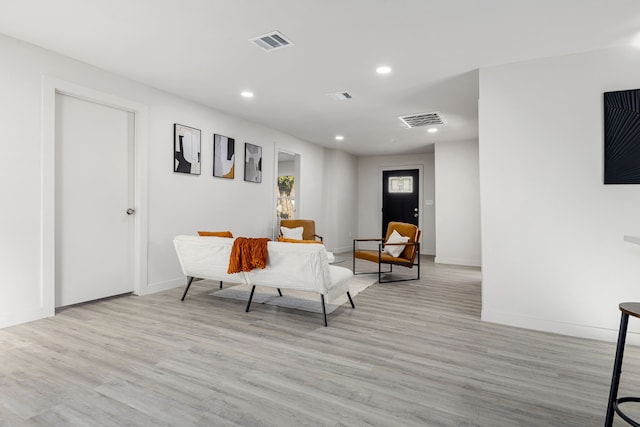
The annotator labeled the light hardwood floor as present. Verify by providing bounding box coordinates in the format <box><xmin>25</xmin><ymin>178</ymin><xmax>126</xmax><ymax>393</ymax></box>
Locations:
<box><xmin>0</xmin><ymin>255</ymin><xmax>637</xmax><ymax>426</ymax></box>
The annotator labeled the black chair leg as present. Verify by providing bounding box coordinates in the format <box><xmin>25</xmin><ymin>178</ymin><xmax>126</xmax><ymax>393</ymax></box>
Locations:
<box><xmin>180</xmin><ymin>277</ymin><xmax>195</xmax><ymax>301</ymax></box>
<box><xmin>353</xmin><ymin>240</ymin><xmax>356</xmax><ymax>273</ymax></box>
<box><xmin>219</xmin><ymin>280</ymin><xmax>223</xmax><ymax>289</ymax></box>
<box><xmin>347</xmin><ymin>291</ymin><xmax>355</xmax><ymax>308</ymax></box>
<box><xmin>245</xmin><ymin>285</ymin><xmax>256</xmax><ymax>312</ymax></box>
<box><xmin>605</xmin><ymin>312</ymin><xmax>630</xmax><ymax>427</ymax></box>
<box><xmin>277</xmin><ymin>288</ymin><xmax>283</xmax><ymax>297</ymax></box>
<box><xmin>321</xmin><ymin>295</ymin><xmax>328</xmax><ymax>327</ymax></box>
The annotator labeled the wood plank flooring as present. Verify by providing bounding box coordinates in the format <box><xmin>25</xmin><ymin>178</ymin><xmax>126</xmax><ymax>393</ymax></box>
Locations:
<box><xmin>0</xmin><ymin>255</ymin><xmax>636</xmax><ymax>426</ymax></box>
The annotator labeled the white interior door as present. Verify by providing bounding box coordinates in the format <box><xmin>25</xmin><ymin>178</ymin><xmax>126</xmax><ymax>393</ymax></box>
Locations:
<box><xmin>55</xmin><ymin>93</ymin><xmax>134</xmax><ymax>307</ymax></box>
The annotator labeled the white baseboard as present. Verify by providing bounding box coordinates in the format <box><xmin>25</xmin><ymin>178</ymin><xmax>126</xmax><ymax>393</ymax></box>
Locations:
<box><xmin>139</xmin><ymin>277</ymin><xmax>185</xmax><ymax>296</ymax></box>
<box><xmin>434</xmin><ymin>256</ymin><xmax>481</xmax><ymax>267</ymax></box>
<box><xmin>1</xmin><ymin>279</ymin><xmax>186</xmax><ymax>329</ymax></box>
<box><xmin>329</xmin><ymin>245</ymin><xmax>354</xmax><ymax>254</ymax></box>
<box><xmin>0</xmin><ymin>308</ymin><xmax>46</xmax><ymax>330</ymax></box>
<box><xmin>481</xmin><ymin>308</ymin><xmax>640</xmax><ymax>345</ymax></box>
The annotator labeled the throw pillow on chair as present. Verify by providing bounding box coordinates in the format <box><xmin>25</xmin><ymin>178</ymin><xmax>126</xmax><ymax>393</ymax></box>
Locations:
<box><xmin>384</xmin><ymin>229</ymin><xmax>409</xmax><ymax>257</ymax></box>
<box><xmin>280</xmin><ymin>226</ymin><xmax>304</xmax><ymax>240</ymax></box>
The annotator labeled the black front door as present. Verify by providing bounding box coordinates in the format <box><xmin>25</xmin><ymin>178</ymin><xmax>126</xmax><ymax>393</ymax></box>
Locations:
<box><xmin>382</xmin><ymin>169</ymin><xmax>419</xmax><ymax>237</ymax></box>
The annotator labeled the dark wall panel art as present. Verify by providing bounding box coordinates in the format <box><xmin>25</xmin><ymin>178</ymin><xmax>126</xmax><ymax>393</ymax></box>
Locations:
<box><xmin>604</xmin><ymin>89</ymin><xmax>640</xmax><ymax>184</ymax></box>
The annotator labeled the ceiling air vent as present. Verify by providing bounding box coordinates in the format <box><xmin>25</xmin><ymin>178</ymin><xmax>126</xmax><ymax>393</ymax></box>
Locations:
<box><xmin>249</xmin><ymin>31</ymin><xmax>293</xmax><ymax>52</ymax></box>
<box><xmin>326</xmin><ymin>91</ymin><xmax>353</xmax><ymax>100</ymax></box>
<box><xmin>399</xmin><ymin>112</ymin><xmax>446</xmax><ymax>128</ymax></box>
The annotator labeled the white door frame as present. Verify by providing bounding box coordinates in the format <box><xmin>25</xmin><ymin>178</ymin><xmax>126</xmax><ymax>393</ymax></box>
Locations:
<box><xmin>41</xmin><ymin>76</ymin><xmax>149</xmax><ymax>318</ymax></box>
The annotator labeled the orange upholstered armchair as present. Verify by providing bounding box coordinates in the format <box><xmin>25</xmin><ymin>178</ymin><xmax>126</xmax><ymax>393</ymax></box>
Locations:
<box><xmin>353</xmin><ymin>222</ymin><xmax>421</xmax><ymax>283</ymax></box>
<box><xmin>279</xmin><ymin>219</ymin><xmax>323</xmax><ymax>242</ymax></box>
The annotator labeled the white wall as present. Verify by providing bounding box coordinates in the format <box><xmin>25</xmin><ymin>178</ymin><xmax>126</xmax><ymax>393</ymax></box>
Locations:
<box><xmin>147</xmin><ymin>101</ymin><xmax>328</xmax><ymax>290</ymax></box>
<box><xmin>0</xmin><ymin>33</ymin><xmax>355</xmax><ymax>328</ymax></box>
<box><xmin>434</xmin><ymin>140</ymin><xmax>481</xmax><ymax>266</ymax></box>
<box><xmin>323</xmin><ymin>149</ymin><xmax>359</xmax><ymax>253</ymax></box>
<box><xmin>357</xmin><ymin>154</ymin><xmax>436</xmax><ymax>255</ymax></box>
<box><xmin>479</xmin><ymin>46</ymin><xmax>640</xmax><ymax>343</ymax></box>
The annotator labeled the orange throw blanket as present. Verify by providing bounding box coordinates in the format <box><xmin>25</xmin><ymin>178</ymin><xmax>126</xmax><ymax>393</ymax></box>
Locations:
<box><xmin>227</xmin><ymin>237</ymin><xmax>271</xmax><ymax>274</ymax></box>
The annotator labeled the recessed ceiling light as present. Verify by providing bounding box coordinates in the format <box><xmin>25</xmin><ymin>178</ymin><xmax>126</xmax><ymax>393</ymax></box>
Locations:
<box><xmin>241</xmin><ymin>91</ymin><xmax>254</xmax><ymax>98</ymax></box>
<box><xmin>427</xmin><ymin>128</ymin><xmax>438</xmax><ymax>133</ymax></box>
<box><xmin>335</xmin><ymin>135</ymin><xmax>344</xmax><ymax>141</ymax></box>
<box><xmin>376</xmin><ymin>65</ymin><xmax>392</xmax><ymax>75</ymax></box>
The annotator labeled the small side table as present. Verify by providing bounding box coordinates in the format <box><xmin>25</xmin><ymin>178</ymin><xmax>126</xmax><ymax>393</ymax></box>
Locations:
<box><xmin>605</xmin><ymin>302</ymin><xmax>640</xmax><ymax>426</ymax></box>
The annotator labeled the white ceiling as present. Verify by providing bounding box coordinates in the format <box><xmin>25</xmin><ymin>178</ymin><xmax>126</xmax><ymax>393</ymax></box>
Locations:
<box><xmin>1</xmin><ymin>0</ymin><xmax>639</xmax><ymax>156</ymax></box>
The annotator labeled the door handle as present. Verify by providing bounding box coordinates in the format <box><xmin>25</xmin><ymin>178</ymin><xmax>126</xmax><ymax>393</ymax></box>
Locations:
<box><xmin>126</xmin><ymin>208</ymin><xmax>135</xmax><ymax>215</ymax></box>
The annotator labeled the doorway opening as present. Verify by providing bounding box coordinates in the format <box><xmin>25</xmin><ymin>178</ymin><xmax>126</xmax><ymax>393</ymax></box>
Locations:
<box><xmin>275</xmin><ymin>150</ymin><xmax>301</xmax><ymax>234</ymax></box>
<box><xmin>277</xmin><ymin>174</ymin><xmax>295</xmax><ymax>219</ymax></box>
<box><xmin>382</xmin><ymin>169</ymin><xmax>420</xmax><ymax>237</ymax></box>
